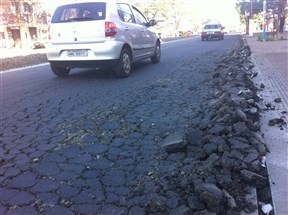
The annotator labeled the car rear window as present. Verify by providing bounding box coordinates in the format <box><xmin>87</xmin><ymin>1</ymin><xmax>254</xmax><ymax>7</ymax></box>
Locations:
<box><xmin>51</xmin><ymin>2</ymin><xmax>106</xmax><ymax>23</ymax></box>
<box><xmin>204</xmin><ymin>25</ymin><xmax>221</xmax><ymax>29</ymax></box>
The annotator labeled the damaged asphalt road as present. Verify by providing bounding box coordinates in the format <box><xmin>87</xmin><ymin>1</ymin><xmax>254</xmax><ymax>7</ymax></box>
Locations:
<box><xmin>1</xmin><ymin>35</ymin><xmax>286</xmax><ymax>214</ymax></box>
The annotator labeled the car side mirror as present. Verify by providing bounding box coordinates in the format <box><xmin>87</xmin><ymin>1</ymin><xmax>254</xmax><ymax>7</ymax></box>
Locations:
<box><xmin>148</xmin><ymin>19</ymin><xmax>157</xmax><ymax>27</ymax></box>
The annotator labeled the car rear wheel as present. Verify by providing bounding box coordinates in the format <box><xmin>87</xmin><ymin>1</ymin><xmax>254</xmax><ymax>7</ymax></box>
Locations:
<box><xmin>50</xmin><ymin>64</ymin><xmax>70</xmax><ymax>77</ymax></box>
<box><xmin>115</xmin><ymin>48</ymin><xmax>131</xmax><ymax>78</ymax></box>
<box><xmin>151</xmin><ymin>41</ymin><xmax>161</xmax><ymax>63</ymax></box>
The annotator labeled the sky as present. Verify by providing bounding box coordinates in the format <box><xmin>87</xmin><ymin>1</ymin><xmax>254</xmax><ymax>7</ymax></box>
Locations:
<box><xmin>192</xmin><ymin>0</ymin><xmax>240</xmax><ymax>26</ymax></box>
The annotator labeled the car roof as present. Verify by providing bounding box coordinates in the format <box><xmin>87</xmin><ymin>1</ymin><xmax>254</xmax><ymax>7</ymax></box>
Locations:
<box><xmin>55</xmin><ymin>0</ymin><xmax>127</xmax><ymax>5</ymax></box>
<box><xmin>205</xmin><ymin>23</ymin><xmax>221</xmax><ymax>26</ymax></box>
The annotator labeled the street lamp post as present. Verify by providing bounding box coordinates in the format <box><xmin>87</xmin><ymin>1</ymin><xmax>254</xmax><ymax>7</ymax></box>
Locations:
<box><xmin>263</xmin><ymin>0</ymin><xmax>267</xmax><ymax>41</ymax></box>
<box><xmin>249</xmin><ymin>0</ymin><xmax>254</xmax><ymax>36</ymax></box>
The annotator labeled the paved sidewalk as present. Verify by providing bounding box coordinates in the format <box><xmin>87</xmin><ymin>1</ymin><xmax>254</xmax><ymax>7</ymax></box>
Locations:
<box><xmin>245</xmin><ymin>33</ymin><xmax>288</xmax><ymax>215</ymax></box>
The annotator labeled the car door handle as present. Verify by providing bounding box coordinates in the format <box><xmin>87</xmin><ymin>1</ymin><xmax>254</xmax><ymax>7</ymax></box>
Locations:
<box><xmin>125</xmin><ymin>27</ymin><xmax>130</xmax><ymax>31</ymax></box>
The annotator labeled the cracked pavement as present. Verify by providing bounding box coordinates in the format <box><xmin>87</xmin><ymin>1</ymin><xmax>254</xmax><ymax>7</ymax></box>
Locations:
<box><xmin>1</xmin><ymin>36</ymin><xmax>243</xmax><ymax>214</ymax></box>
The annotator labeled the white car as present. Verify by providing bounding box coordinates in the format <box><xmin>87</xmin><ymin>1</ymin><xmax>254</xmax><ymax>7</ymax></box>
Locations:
<box><xmin>201</xmin><ymin>23</ymin><xmax>224</xmax><ymax>41</ymax></box>
<box><xmin>46</xmin><ymin>0</ymin><xmax>161</xmax><ymax>77</ymax></box>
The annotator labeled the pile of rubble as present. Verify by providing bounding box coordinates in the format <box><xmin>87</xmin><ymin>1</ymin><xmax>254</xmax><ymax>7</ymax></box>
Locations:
<box><xmin>0</xmin><ymin>53</ymin><xmax>47</xmax><ymax>71</ymax></box>
<box><xmin>158</xmin><ymin>41</ymin><xmax>274</xmax><ymax>214</ymax></box>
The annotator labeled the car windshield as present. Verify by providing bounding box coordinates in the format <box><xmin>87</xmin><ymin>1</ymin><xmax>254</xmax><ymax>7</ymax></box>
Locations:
<box><xmin>51</xmin><ymin>3</ymin><xmax>106</xmax><ymax>23</ymax></box>
<box><xmin>204</xmin><ymin>24</ymin><xmax>221</xmax><ymax>29</ymax></box>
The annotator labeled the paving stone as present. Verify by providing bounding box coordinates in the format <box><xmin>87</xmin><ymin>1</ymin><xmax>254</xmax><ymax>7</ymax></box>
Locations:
<box><xmin>37</xmin><ymin>193</ymin><xmax>60</xmax><ymax>206</ymax></box>
<box><xmin>54</xmin><ymin>170</ymin><xmax>79</xmax><ymax>181</ymax></box>
<box><xmin>82</xmin><ymin>169</ymin><xmax>101</xmax><ymax>179</ymax></box>
<box><xmin>7</xmin><ymin>191</ymin><xmax>35</xmax><ymax>205</ymax></box>
<box><xmin>72</xmin><ymin>204</ymin><xmax>101</xmax><ymax>214</ymax></box>
<box><xmin>44</xmin><ymin>152</ymin><xmax>67</xmax><ymax>163</ymax></box>
<box><xmin>87</xmin><ymin>158</ymin><xmax>113</xmax><ymax>170</ymax></box>
<box><xmin>71</xmin><ymin>189</ymin><xmax>99</xmax><ymax>204</ymax></box>
<box><xmin>45</xmin><ymin>205</ymin><xmax>74</xmax><ymax>215</ymax></box>
<box><xmin>108</xmin><ymin>147</ymin><xmax>124</xmax><ymax>156</ymax></box>
<box><xmin>102</xmin><ymin>169</ymin><xmax>126</xmax><ymax>187</ymax></box>
<box><xmin>35</xmin><ymin>161</ymin><xmax>61</xmax><ymax>176</ymax></box>
<box><xmin>60</xmin><ymin>146</ymin><xmax>83</xmax><ymax>159</ymax></box>
<box><xmin>68</xmin><ymin>153</ymin><xmax>93</xmax><ymax>164</ymax></box>
<box><xmin>57</xmin><ymin>184</ymin><xmax>79</xmax><ymax>198</ymax></box>
<box><xmin>61</xmin><ymin>163</ymin><xmax>85</xmax><ymax>174</ymax></box>
<box><xmin>116</xmin><ymin>158</ymin><xmax>135</xmax><ymax>166</ymax></box>
<box><xmin>0</xmin><ymin>188</ymin><xmax>19</xmax><ymax>202</ymax></box>
<box><xmin>6</xmin><ymin>206</ymin><xmax>38</xmax><ymax>215</ymax></box>
<box><xmin>15</xmin><ymin>161</ymin><xmax>30</xmax><ymax>171</ymax></box>
<box><xmin>114</xmin><ymin>187</ymin><xmax>130</xmax><ymax>196</ymax></box>
<box><xmin>110</xmin><ymin>138</ymin><xmax>125</xmax><ymax>147</ymax></box>
<box><xmin>85</xmin><ymin>178</ymin><xmax>102</xmax><ymax>189</ymax></box>
<box><xmin>4</xmin><ymin>167</ymin><xmax>20</xmax><ymax>178</ymax></box>
<box><xmin>31</xmin><ymin>179</ymin><xmax>59</xmax><ymax>193</ymax></box>
<box><xmin>6</xmin><ymin>172</ymin><xmax>37</xmax><ymax>188</ymax></box>
<box><xmin>106</xmin><ymin>192</ymin><xmax>120</xmax><ymax>204</ymax></box>
<box><xmin>28</xmin><ymin>150</ymin><xmax>46</xmax><ymax>159</ymax></box>
<box><xmin>83</xmin><ymin>143</ymin><xmax>108</xmax><ymax>155</ymax></box>
<box><xmin>13</xmin><ymin>153</ymin><xmax>30</xmax><ymax>164</ymax></box>
<box><xmin>99</xmin><ymin>204</ymin><xmax>128</xmax><ymax>215</ymax></box>
<box><xmin>36</xmin><ymin>143</ymin><xmax>56</xmax><ymax>151</ymax></box>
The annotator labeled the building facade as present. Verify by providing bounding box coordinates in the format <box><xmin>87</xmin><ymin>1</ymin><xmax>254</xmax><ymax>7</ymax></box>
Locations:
<box><xmin>0</xmin><ymin>0</ymin><xmax>48</xmax><ymax>48</ymax></box>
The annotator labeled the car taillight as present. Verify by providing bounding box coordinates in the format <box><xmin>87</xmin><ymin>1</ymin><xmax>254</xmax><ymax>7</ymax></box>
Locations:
<box><xmin>201</xmin><ymin>32</ymin><xmax>206</xmax><ymax>35</ymax></box>
<box><xmin>105</xmin><ymin>22</ymin><xmax>117</xmax><ymax>37</ymax></box>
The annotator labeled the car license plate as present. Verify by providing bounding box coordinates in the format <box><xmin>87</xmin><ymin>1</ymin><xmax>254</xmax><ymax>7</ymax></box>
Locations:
<box><xmin>67</xmin><ymin>50</ymin><xmax>88</xmax><ymax>57</ymax></box>
<box><xmin>207</xmin><ymin>32</ymin><xmax>214</xmax><ymax>34</ymax></box>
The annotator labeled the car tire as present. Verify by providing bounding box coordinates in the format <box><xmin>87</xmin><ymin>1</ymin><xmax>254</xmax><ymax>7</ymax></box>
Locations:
<box><xmin>50</xmin><ymin>64</ymin><xmax>70</xmax><ymax>77</ymax></box>
<box><xmin>201</xmin><ymin>37</ymin><xmax>204</xmax><ymax>41</ymax></box>
<box><xmin>151</xmin><ymin>41</ymin><xmax>161</xmax><ymax>63</ymax></box>
<box><xmin>115</xmin><ymin>48</ymin><xmax>131</xmax><ymax>78</ymax></box>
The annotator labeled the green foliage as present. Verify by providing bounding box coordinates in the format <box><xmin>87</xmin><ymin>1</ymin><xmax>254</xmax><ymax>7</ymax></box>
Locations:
<box><xmin>135</xmin><ymin>0</ymin><xmax>184</xmax><ymax>21</ymax></box>
<box><xmin>135</xmin><ymin>0</ymin><xmax>190</xmax><ymax>35</ymax></box>
<box><xmin>236</xmin><ymin>0</ymin><xmax>264</xmax><ymax>15</ymax></box>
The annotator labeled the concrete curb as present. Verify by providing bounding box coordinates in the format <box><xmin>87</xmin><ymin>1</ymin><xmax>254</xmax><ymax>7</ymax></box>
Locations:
<box><xmin>244</xmin><ymin>34</ymin><xmax>288</xmax><ymax>215</ymax></box>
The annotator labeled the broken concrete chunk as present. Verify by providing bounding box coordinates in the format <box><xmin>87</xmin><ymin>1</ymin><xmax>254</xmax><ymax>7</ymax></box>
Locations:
<box><xmin>268</xmin><ymin>118</ymin><xmax>286</xmax><ymax>126</ymax></box>
<box><xmin>195</xmin><ymin>183</ymin><xmax>224</xmax><ymax>214</ymax></box>
<box><xmin>235</xmin><ymin>109</ymin><xmax>248</xmax><ymax>122</ymax></box>
<box><xmin>274</xmin><ymin>98</ymin><xmax>282</xmax><ymax>103</ymax></box>
<box><xmin>161</xmin><ymin>131</ymin><xmax>187</xmax><ymax>153</ymax></box>
<box><xmin>240</xmin><ymin>169</ymin><xmax>268</xmax><ymax>188</ymax></box>
<box><xmin>223</xmin><ymin>189</ymin><xmax>237</xmax><ymax>209</ymax></box>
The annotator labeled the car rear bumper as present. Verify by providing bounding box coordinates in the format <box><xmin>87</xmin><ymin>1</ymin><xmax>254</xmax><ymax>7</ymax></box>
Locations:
<box><xmin>49</xmin><ymin>59</ymin><xmax>118</xmax><ymax>68</ymax></box>
<box><xmin>201</xmin><ymin>33</ymin><xmax>224</xmax><ymax>39</ymax></box>
<box><xmin>46</xmin><ymin>40</ymin><xmax>124</xmax><ymax>63</ymax></box>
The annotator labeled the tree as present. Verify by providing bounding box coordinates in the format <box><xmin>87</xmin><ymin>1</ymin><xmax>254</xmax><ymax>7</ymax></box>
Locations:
<box><xmin>135</xmin><ymin>0</ymin><xmax>195</xmax><ymax>37</ymax></box>
<box><xmin>236</xmin><ymin>0</ymin><xmax>264</xmax><ymax>18</ymax></box>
